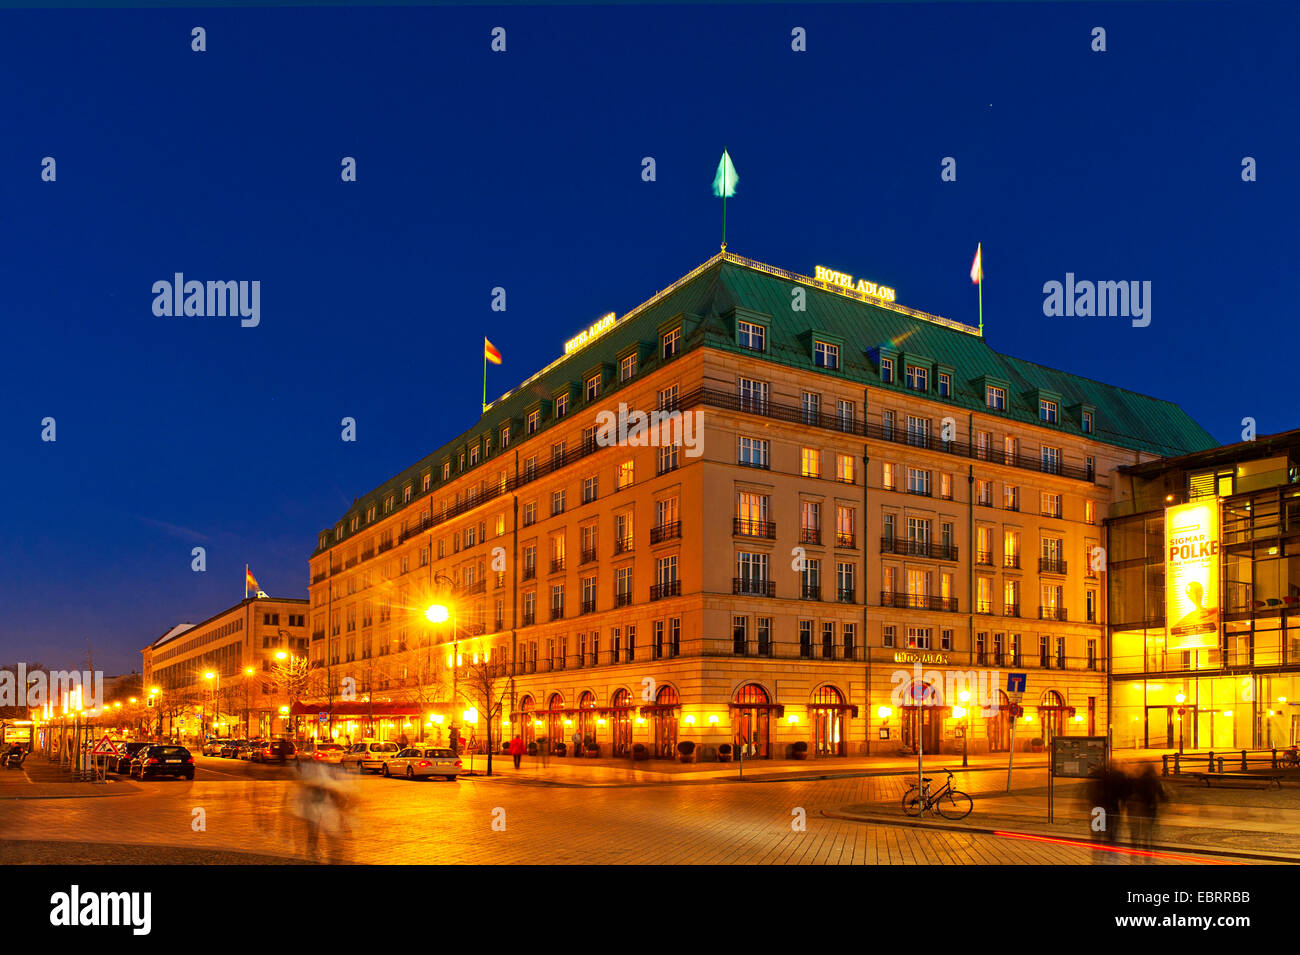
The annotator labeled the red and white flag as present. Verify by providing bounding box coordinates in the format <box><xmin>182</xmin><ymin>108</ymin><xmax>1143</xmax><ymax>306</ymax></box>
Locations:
<box><xmin>970</xmin><ymin>244</ymin><xmax>983</xmax><ymax>285</ymax></box>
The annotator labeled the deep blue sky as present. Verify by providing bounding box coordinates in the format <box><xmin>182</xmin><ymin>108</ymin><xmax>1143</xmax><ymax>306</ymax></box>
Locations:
<box><xmin>1</xmin><ymin>2</ymin><xmax>1295</xmax><ymax>674</ymax></box>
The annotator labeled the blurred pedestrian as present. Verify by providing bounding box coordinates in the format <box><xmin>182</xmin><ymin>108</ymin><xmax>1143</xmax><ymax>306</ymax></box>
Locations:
<box><xmin>509</xmin><ymin>734</ymin><xmax>524</xmax><ymax>769</ymax></box>
<box><xmin>449</xmin><ymin>724</ymin><xmax>460</xmax><ymax>754</ymax></box>
<box><xmin>571</xmin><ymin>730</ymin><xmax>582</xmax><ymax>758</ymax></box>
<box><xmin>1086</xmin><ymin>761</ymin><xmax>1130</xmax><ymax>863</ymax></box>
<box><xmin>293</xmin><ymin>760</ymin><xmax>356</xmax><ymax>863</ymax></box>
<box><xmin>1127</xmin><ymin>764</ymin><xmax>1167</xmax><ymax>860</ymax></box>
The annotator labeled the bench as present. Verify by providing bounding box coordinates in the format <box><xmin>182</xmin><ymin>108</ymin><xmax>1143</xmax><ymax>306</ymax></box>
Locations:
<box><xmin>1188</xmin><ymin>772</ymin><xmax>1282</xmax><ymax>789</ymax></box>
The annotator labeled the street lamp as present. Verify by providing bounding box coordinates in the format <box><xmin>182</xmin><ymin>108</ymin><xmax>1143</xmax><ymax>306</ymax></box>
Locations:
<box><xmin>203</xmin><ymin>671</ymin><xmax>219</xmax><ymax>745</ymax></box>
<box><xmin>957</xmin><ymin>690</ymin><xmax>972</xmax><ymax>768</ymax></box>
<box><xmin>1175</xmin><ymin>692</ymin><xmax>1187</xmax><ymax>753</ymax></box>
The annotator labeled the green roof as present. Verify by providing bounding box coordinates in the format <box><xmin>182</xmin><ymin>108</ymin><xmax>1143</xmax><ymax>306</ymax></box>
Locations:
<box><xmin>317</xmin><ymin>251</ymin><xmax>1216</xmax><ymax>550</ymax></box>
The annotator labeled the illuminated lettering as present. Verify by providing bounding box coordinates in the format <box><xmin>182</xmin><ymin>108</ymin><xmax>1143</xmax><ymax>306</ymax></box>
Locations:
<box><xmin>814</xmin><ymin>264</ymin><xmax>896</xmax><ymax>303</ymax></box>
<box><xmin>564</xmin><ymin>313</ymin><xmax>616</xmax><ymax>355</ymax></box>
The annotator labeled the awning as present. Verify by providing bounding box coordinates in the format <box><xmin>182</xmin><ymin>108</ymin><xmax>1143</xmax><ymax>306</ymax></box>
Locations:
<box><xmin>728</xmin><ymin>703</ymin><xmax>786</xmax><ymax>718</ymax></box>
<box><xmin>810</xmin><ymin>704</ymin><xmax>860</xmax><ymax>717</ymax></box>
<box><xmin>639</xmin><ymin>704</ymin><xmax>681</xmax><ymax>716</ymax></box>
<box><xmin>290</xmin><ymin>701</ymin><xmax>454</xmax><ymax>718</ymax></box>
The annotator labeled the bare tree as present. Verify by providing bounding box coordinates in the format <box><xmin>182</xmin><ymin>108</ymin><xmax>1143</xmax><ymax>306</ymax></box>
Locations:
<box><xmin>458</xmin><ymin>659</ymin><xmax>511</xmax><ymax>776</ymax></box>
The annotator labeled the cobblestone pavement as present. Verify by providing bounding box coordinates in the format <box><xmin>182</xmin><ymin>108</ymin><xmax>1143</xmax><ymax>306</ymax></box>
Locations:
<box><xmin>0</xmin><ymin>767</ymin><xmax>1237</xmax><ymax>865</ymax></box>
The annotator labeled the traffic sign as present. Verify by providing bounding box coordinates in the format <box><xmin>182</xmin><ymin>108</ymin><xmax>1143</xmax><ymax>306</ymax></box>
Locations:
<box><xmin>318</xmin><ymin>712</ymin><xmax>329</xmax><ymax>722</ymax></box>
<box><xmin>1007</xmin><ymin>673</ymin><xmax>1027</xmax><ymax>693</ymax></box>
<box><xmin>91</xmin><ymin>737</ymin><xmax>121</xmax><ymax>757</ymax></box>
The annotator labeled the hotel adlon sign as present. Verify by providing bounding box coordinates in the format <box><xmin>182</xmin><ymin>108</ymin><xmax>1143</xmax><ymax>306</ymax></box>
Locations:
<box><xmin>1165</xmin><ymin>501</ymin><xmax>1220</xmax><ymax>651</ymax></box>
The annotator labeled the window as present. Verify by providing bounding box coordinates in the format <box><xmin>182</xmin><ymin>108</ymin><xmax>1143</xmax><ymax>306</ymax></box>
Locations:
<box><xmin>555</xmin><ymin>394</ymin><xmax>569</xmax><ymax>418</ymax></box>
<box><xmin>880</xmin><ymin>357</ymin><xmax>894</xmax><ymax>383</ymax></box>
<box><xmin>582</xmin><ymin>476</ymin><xmax>598</xmax><ymax>504</ymax></box>
<box><xmin>836</xmin><ymin>454</ymin><xmax>854</xmax><ymax>484</ymax></box>
<box><xmin>526</xmin><ymin>410</ymin><xmax>540</xmax><ymax>435</ymax></box>
<box><xmin>468</xmin><ymin>445</ymin><xmax>480</xmax><ymax>466</ymax></box>
<box><xmin>736</xmin><ymin>492</ymin><xmax>769</xmax><ymax>534</ymax></box>
<box><xmin>738</xmin><ymin>377</ymin><xmax>770</xmax><ymax>414</ymax></box>
<box><xmin>938</xmin><ymin>372</ymin><xmax>951</xmax><ymax>397</ymax></box>
<box><xmin>882</xmin><ymin>462</ymin><xmax>897</xmax><ymax>490</ymax></box>
<box><xmin>1004</xmin><ymin>530</ymin><xmax>1020</xmax><ymax>568</ymax></box>
<box><xmin>814</xmin><ymin>341</ymin><xmax>840</xmax><ymax>369</ymax></box>
<box><xmin>1003</xmin><ymin>485</ymin><xmax>1020</xmax><ymax>511</ymax></box>
<box><xmin>733</xmin><ymin>616</ymin><xmax>748</xmax><ymax>654</ymax></box>
<box><xmin>658</xmin><ymin>384</ymin><xmax>679</xmax><ymax>412</ymax></box>
<box><xmin>801</xmin><ymin>391</ymin><xmax>820</xmax><ymax>425</ymax></box>
<box><xmin>906</xmin><ymin>415</ymin><xmax>930</xmax><ymax>448</ymax></box>
<box><xmin>422</xmin><ymin>472</ymin><xmax>432</xmax><ymax>491</ymax></box>
<box><xmin>500</xmin><ymin>426</ymin><xmax>510</xmax><ymax>449</ymax></box>
<box><xmin>837</xmin><ymin>561</ymin><xmax>856</xmax><ymax>602</ymax></box>
<box><xmin>616</xmin><ymin>460</ymin><xmax>634</xmax><ymax>490</ymax></box>
<box><xmin>882</xmin><ymin>409</ymin><xmax>896</xmax><ymax>440</ymax></box>
<box><xmin>585</xmin><ymin>373</ymin><xmax>602</xmax><ymax>401</ymax></box>
<box><xmin>905</xmin><ymin>365</ymin><xmax>928</xmax><ymax>392</ymax></box>
<box><xmin>661</xmin><ymin>327</ymin><xmax>681</xmax><ymax>359</ymax></box>
<box><xmin>1085</xmin><ymin>500</ymin><xmax>1097</xmax><ymax>524</ymax></box>
<box><xmin>882</xmin><ymin>513</ymin><xmax>895</xmax><ymax>543</ymax></box>
<box><xmin>1004</xmin><ymin>579</ymin><xmax>1020</xmax><ymax>615</ymax></box>
<box><xmin>882</xmin><ymin>624</ymin><xmax>896</xmax><ymax>647</ymax></box>
<box><xmin>976</xmin><ymin>430</ymin><xmax>991</xmax><ymax>460</ymax></box>
<box><xmin>906</xmin><ymin>627</ymin><xmax>932</xmax><ymax>650</ymax></box>
<box><xmin>737</xmin><ymin>320</ymin><xmax>766</xmax><ymax>351</ymax></box>
<box><xmin>800</xmin><ymin>501</ymin><xmax>821</xmax><ymax>542</ymax></box>
<box><xmin>940</xmin><ymin>473</ymin><xmax>953</xmax><ymax>499</ymax></box>
<box><xmin>619</xmin><ymin>353</ymin><xmax>637</xmax><ymax>382</ymax></box>
<box><xmin>801</xmin><ymin>447</ymin><xmax>822</xmax><ymax>479</ymax></box>
<box><xmin>1040</xmin><ymin>446</ymin><xmax>1060</xmax><ymax>475</ymax></box>
<box><xmin>976</xmin><ymin>479</ymin><xmax>992</xmax><ymax>506</ymax></box>
<box><xmin>738</xmin><ymin>436</ymin><xmax>769</xmax><ymax>468</ymax></box>
<box><xmin>836</xmin><ymin>399</ymin><xmax>855</xmax><ymax>432</ymax></box>
<box><xmin>986</xmin><ymin>385</ymin><xmax>1006</xmax><ymax>410</ymax></box>
<box><xmin>1081</xmin><ymin>410</ymin><xmax>1093</xmax><ymax>434</ymax></box>
<box><xmin>1086</xmin><ymin>589</ymin><xmax>1098</xmax><ymax>623</ymax></box>
<box><xmin>615</xmin><ymin>566</ymin><xmax>633</xmax><ymax>603</ymax></box>
<box><xmin>657</xmin><ymin>444</ymin><xmax>679</xmax><ymax>475</ymax></box>
<box><xmin>403</xmin><ymin>485</ymin><xmax>412</xmax><ymax>503</ymax></box>
<box><xmin>906</xmin><ymin>468</ymin><xmax>931</xmax><ymax>496</ymax></box>
<box><xmin>836</xmin><ymin>505</ymin><xmax>855</xmax><ymax>546</ymax></box>
<box><xmin>977</xmin><ymin>577</ymin><xmax>993</xmax><ymax>614</ymax></box>
<box><xmin>522</xmin><ymin>501</ymin><xmax>537</xmax><ymax>526</ymax></box>
<box><xmin>551</xmin><ymin>489</ymin><xmax>565</xmax><ymax>516</ymax></box>
<box><xmin>941</xmin><ymin>628</ymin><xmax>954</xmax><ymax>651</ymax></box>
<box><xmin>1037</xmin><ymin>399</ymin><xmax>1057</xmax><ymax>423</ymax></box>
<box><xmin>1041</xmin><ymin>492</ymin><xmax>1062</xmax><ymax>519</ymax></box>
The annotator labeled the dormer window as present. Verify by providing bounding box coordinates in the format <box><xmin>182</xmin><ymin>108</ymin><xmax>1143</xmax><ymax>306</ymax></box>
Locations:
<box><xmin>501</xmin><ymin>425</ymin><xmax>511</xmax><ymax>448</ymax></box>
<box><xmin>555</xmin><ymin>394</ymin><xmax>569</xmax><ymax>419</ymax></box>
<box><xmin>737</xmin><ymin>320</ymin><xmax>766</xmax><ymax>351</ymax></box>
<box><xmin>986</xmin><ymin>385</ymin><xmax>1006</xmax><ymax>410</ymax></box>
<box><xmin>585</xmin><ymin>373</ymin><xmax>602</xmax><ymax>401</ymax></box>
<box><xmin>527</xmin><ymin>410</ymin><xmax>541</xmax><ymax>435</ymax></box>
<box><xmin>1081</xmin><ymin>410</ymin><xmax>1094</xmax><ymax>434</ymax></box>
<box><xmin>469</xmin><ymin>445</ymin><xmax>480</xmax><ymax>466</ymax></box>
<box><xmin>814</xmin><ymin>340</ymin><xmax>840</xmax><ymax>370</ymax></box>
<box><xmin>662</xmin><ymin>327</ymin><xmax>681</xmax><ymax>360</ymax></box>
<box><xmin>442</xmin><ymin>461</ymin><xmax>451</xmax><ymax>480</ymax></box>
<box><xmin>880</xmin><ymin>357</ymin><xmax>894</xmax><ymax>383</ymax></box>
<box><xmin>938</xmin><ymin>372</ymin><xmax>951</xmax><ymax>397</ymax></box>
<box><xmin>1039</xmin><ymin>399</ymin><xmax>1058</xmax><ymax>424</ymax></box>
<box><xmin>905</xmin><ymin>365</ymin><xmax>929</xmax><ymax>392</ymax></box>
<box><xmin>619</xmin><ymin>353</ymin><xmax>638</xmax><ymax>382</ymax></box>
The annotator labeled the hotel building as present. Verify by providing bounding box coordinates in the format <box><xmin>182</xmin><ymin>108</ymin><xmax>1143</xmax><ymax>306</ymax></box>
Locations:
<box><xmin>1107</xmin><ymin>429</ymin><xmax>1300</xmax><ymax>751</ymax></box>
<box><xmin>305</xmin><ymin>250</ymin><xmax>1213</xmax><ymax>758</ymax></box>
<box><xmin>141</xmin><ymin>596</ymin><xmax>310</xmax><ymax>738</ymax></box>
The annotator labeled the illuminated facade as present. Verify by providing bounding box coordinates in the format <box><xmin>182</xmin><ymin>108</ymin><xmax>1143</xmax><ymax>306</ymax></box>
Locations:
<box><xmin>141</xmin><ymin>597</ymin><xmax>310</xmax><ymax>738</ymax></box>
<box><xmin>306</xmin><ymin>250</ymin><xmax>1213</xmax><ymax>757</ymax></box>
<box><xmin>1107</xmin><ymin>430</ymin><xmax>1300</xmax><ymax>750</ymax></box>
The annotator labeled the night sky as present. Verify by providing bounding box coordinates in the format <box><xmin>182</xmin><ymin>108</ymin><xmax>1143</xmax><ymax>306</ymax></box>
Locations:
<box><xmin>1</xmin><ymin>2</ymin><xmax>1295</xmax><ymax>675</ymax></box>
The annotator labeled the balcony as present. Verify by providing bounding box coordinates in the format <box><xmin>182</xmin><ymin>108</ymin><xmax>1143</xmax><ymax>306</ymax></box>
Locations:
<box><xmin>881</xmin><ymin>537</ymin><xmax>959</xmax><ymax>561</ymax></box>
<box><xmin>880</xmin><ymin>591</ymin><xmax>960</xmax><ymax>613</ymax></box>
<box><xmin>312</xmin><ymin>572</ymin><xmax>327</xmax><ymax>584</ymax></box>
<box><xmin>976</xmin><ymin>550</ymin><xmax>994</xmax><ymax>566</ymax></box>
<box><xmin>614</xmin><ymin>537</ymin><xmax>633</xmax><ymax>555</ymax></box>
<box><xmin>550</xmin><ymin>606</ymin><xmax>565</xmax><ymax>621</ymax></box>
<box><xmin>522</xmin><ymin>566</ymin><xmax>536</xmax><ymax>582</ymax></box>
<box><xmin>1038</xmin><ymin>557</ymin><xmax>1068</xmax><ymax>575</ymax></box>
<box><xmin>1004</xmin><ymin>604</ymin><xmax>1021</xmax><ymax>618</ymax></box>
<box><xmin>734</xmin><ymin>518</ymin><xmax>776</xmax><ymax>539</ymax></box>
<box><xmin>521</xmin><ymin>612</ymin><xmax>535</xmax><ymax>627</ymax></box>
<box><xmin>650</xmin><ymin>580</ymin><xmax>681</xmax><ymax>601</ymax></box>
<box><xmin>733</xmin><ymin>577</ymin><xmax>775</xmax><ymax>597</ymax></box>
<box><xmin>837</xmin><ymin>587</ymin><xmax>856</xmax><ymax>604</ymax></box>
<box><xmin>650</xmin><ymin>522</ymin><xmax>681</xmax><ymax>544</ymax></box>
<box><xmin>580</xmin><ymin>547</ymin><xmax>598</xmax><ymax>565</ymax></box>
<box><xmin>580</xmin><ymin>599</ymin><xmax>597</xmax><ymax>615</ymax></box>
<box><xmin>1004</xmin><ymin>555</ymin><xmax>1021</xmax><ymax>569</ymax></box>
<box><xmin>799</xmin><ymin>528</ymin><xmax>822</xmax><ymax>546</ymax></box>
<box><xmin>550</xmin><ymin>558</ymin><xmax>566</xmax><ymax>574</ymax></box>
<box><xmin>1039</xmin><ymin>606</ymin><xmax>1069</xmax><ymax>621</ymax></box>
<box><xmin>835</xmin><ymin>533</ymin><xmax>857</xmax><ymax>549</ymax></box>
<box><xmin>801</xmin><ymin>584</ymin><xmax>822</xmax><ymax>601</ymax></box>
<box><xmin>614</xmin><ymin>591</ymin><xmax>633</xmax><ymax>608</ymax></box>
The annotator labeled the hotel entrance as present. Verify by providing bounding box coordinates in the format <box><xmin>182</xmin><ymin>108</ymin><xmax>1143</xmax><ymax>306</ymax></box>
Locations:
<box><xmin>650</xmin><ymin>684</ymin><xmax>679</xmax><ymax>758</ymax></box>
<box><xmin>731</xmin><ymin>683</ymin><xmax>773</xmax><ymax>758</ymax></box>
<box><xmin>986</xmin><ymin>690</ymin><xmax>1012</xmax><ymax>753</ymax></box>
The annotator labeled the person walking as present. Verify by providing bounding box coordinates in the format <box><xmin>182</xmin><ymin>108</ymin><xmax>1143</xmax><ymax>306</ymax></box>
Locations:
<box><xmin>572</xmin><ymin>729</ymin><xmax>582</xmax><ymax>758</ymax></box>
<box><xmin>1086</xmin><ymin>761</ymin><xmax>1130</xmax><ymax>863</ymax></box>
<box><xmin>1127</xmin><ymin>764</ymin><xmax>1167</xmax><ymax>860</ymax></box>
<box><xmin>509</xmin><ymin>734</ymin><xmax>524</xmax><ymax>769</ymax></box>
<box><xmin>449</xmin><ymin>724</ymin><xmax>460</xmax><ymax>755</ymax></box>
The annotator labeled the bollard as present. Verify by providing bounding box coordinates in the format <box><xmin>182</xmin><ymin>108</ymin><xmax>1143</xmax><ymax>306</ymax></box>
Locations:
<box><xmin>1272</xmin><ymin>748</ymin><xmax>1278</xmax><ymax>770</ymax></box>
<box><xmin>1218</xmin><ymin>756</ymin><xmax>1224</xmax><ymax>772</ymax></box>
<box><xmin>1174</xmin><ymin>752</ymin><xmax>1180</xmax><ymax>775</ymax></box>
<box><xmin>1241</xmin><ymin>750</ymin><xmax>1248</xmax><ymax>772</ymax></box>
<box><xmin>1208</xmin><ymin>751</ymin><xmax>1215</xmax><ymax>772</ymax></box>
<box><xmin>1161</xmin><ymin>754</ymin><xmax>1168</xmax><ymax>776</ymax></box>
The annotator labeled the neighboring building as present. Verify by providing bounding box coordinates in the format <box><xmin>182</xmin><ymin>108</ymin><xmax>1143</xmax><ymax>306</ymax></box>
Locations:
<box><xmin>141</xmin><ymin>597</ymin><xmax>309</xmax><ymax>738</ymax></box>
<box><xmin>1107</xmin><ymin>429</ymin><xmax>1300</xmax><ymax>751</ymax></box>
<box><xmin>306</xmin><ymin>249</ymin><xmax>1214</xmax><ymax>757</ymax></box>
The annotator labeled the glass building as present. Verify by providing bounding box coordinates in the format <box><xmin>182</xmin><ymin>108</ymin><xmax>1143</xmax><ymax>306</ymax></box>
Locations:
<box><xmin>1107</xmin><ymin>430</ymin><xmax>1300</xmax><ymax>751</ymax></box>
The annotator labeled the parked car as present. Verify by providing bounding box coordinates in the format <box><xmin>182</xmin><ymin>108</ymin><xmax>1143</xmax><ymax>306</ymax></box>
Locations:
<box><xmin>381</xmin><ymin>747</ymin><xmax>462</xmax><ymax>781</ymax></box>
<box><xmin>297</xmin><ymin>742</ymin><xmax>346</xmax><ymax>764</ymax></box>
<box><xmin>237</xmin><ymin>740</ymin><xmax>263</xmax><ymax>760</ymax></box>
<box><xmin>130</xmin><ymin>745</ymin><xmax>195</xmax><ymax>780</ymax></box>
<box><xmin>111</xmin><ymin>742</ymin><xmax>153</xmax><ymax>775</ymax></box>
<box><xmin>202</xmin><ymin>739</ymin><xmax>230</xmax><ymax>757</ymax></box>
<box><xmin>341</xmin><ymin>740</ymin><xmax>401</xmax><ymax>774</ymax></box>
<box><xmin>218</xmin><ymin>739</ymin><xmax>248</xmax><ymax>758</ymax></box>
<box><xmin>249</xmin><ymin>739</ymin><xmax>296</xmax><ymax>763</ymax></box>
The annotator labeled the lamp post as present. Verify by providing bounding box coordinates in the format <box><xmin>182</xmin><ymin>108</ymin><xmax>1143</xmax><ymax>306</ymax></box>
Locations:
<box><xmin>243</xmin><ymin>667</ymin><xmax>255</xmax><ymax>738</ymax></box>
<box><xmin>957</xmin><ymin>690</ymin><xmax>971</xmax><ymax>768</ymax></box>
<box><xmin>204</xmin><ymin>671</ymin><xmax>219</xmax><ymax>747</ymax></box>
<box><xmin>428</xmin><ymin>572</ymin><xmax>457</xmax><ymax>713</ymax></box>
<box><xmin>1175</xmin><ymin>692</ymin><xmax>1186</xmax><ymax>754</ymax></box>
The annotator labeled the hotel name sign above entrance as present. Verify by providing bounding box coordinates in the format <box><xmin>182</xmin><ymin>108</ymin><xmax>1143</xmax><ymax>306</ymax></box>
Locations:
<box><xmin>564</xmin><ymin>313</ymin><xmax>617</xmax><ymax>355</ymax></box>
<box><xmin>814</xmin><ymin>265</ymin><xmax>897</xmax><ymax>303</ymax></box>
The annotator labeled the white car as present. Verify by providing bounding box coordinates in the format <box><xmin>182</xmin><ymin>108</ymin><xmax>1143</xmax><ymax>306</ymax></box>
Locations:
<box><xmin>297</xmin><ymin>742</ymin><xmax>347</xmax><ymax>765</ymax></box>
<box><xmin>381</xmin><ymin>747</ymin><xmax>462</xmax><ymax>781</ymax></box>
<box><xmin>341</xmin><ymin>740</ymin><xmax>401</xmax><ymax>774</ymax></box>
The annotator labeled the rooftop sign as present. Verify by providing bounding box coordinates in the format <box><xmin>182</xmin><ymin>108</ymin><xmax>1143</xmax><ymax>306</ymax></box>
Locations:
<box><xmin>814</xmin><ymin>265</ymin><xmax>896</xmax><ymax>303</ymax></box>
<box><xmin>564</xmin><ymin>312</ymin><xmax>616</xmax><ymax>355</ymax></box>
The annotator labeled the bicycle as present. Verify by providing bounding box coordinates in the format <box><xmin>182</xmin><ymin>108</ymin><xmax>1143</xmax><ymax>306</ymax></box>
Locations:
<box><xmin>901</xmin><ymin>769</ymin><xmax>973</xmax><ymax>820</ymax></box>
<box><xmin>1282</xmin><ymin>746</ymin><xmax>1300</xmax><ymax>769</ymax></box>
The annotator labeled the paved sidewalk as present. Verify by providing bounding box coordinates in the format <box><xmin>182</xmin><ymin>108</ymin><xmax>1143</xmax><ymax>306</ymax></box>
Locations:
<box><xmin>0</xmin><ymin>755</ymin><xmax>140</xmax><ymax>800</ymax></box>
<box><xmin>832</xmin><ymin>776</ymin><xmax>1300</xmax><ymax>863</ymax></box>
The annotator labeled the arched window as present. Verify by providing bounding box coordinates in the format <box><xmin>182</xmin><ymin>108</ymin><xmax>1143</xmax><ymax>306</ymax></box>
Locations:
<box><xmin>1038</xmin><ymin>690</ymin><xmax>1066</xmax><ymax>741</ymax></box>
<box><xmin>810</xmin><ymin>684</ymin><xmax>847</xmax><ymax>757</ymax></box>
<box><xmin>519</xmin><ymin>694</ymin><xmax>536</xmax><ymax>746</ymax></box>
<box><xmin>652</xmin><ymin>685</ymin><xmax>679</xmax><ymax>758</ymax></box>
<box><xmin>732</xmin><ymin>683</ymin><xmax>772</xmax><ymax>758</ymax></box>
<box><xmin>546</xmin><ymin>692</ymin><xmax>564</xmax><ymax>754</ymax></box>
<box><xmin>576</xmin><ymin>690</ymin><xmax>596</xmax><ymax>751</ymax></box>
<box><xmin>734</xmin><ymin>683</ymin><xmax>770</xmax><ymax>705</ymax></box>
<box><xmin>610</xmin><ymin>688</ymin><xmax>633</xmax><ymax>756</ymax></box>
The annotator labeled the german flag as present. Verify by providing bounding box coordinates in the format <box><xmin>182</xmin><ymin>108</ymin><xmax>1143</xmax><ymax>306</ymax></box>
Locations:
<box><xmin>484</xmin><ymin>338</ymin><xmax>502</xmax><ymax>365</ymax></box>
<box><xmin>246</xmin><ymin>566</ymin><xmax>260</xmax><ymax>594</ymax></box>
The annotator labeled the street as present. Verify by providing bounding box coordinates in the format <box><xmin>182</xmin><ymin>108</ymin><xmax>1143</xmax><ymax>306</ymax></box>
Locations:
<box><xmin>0</xmin><ymin>760</ymin><xmax>1244</xmax><ymax>865</ymax></box>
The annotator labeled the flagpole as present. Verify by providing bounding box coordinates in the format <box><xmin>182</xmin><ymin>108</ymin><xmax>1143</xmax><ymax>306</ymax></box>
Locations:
<box><xmin>978</xmin><ymin>268</ymin><xmax>984</xmax><ymax>336</ymax></box>
<box><xmin>482</xmin><ymin>349</ymin><xmax>488</xmax><ymax>414</ymax></box>
<box><xmin>721</xmin><ymin>145</ymin><xmax>728</xmax><ymax>250</ymax></box>
<box><xmin>244</xmin><ymin>564</ymin><xmax>248</xmax><ymax>600</ymax></box>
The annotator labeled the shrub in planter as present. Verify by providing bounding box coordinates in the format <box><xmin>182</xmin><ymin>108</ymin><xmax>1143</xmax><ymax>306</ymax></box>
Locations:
<box><xmin>1030</xmin><ymin>737</ymin><xmax>1045</xmax><ymax>752</ymax></box>
<box><xmin>526</xmin><ymin>742</ymin><xmax>538</xmax><ymax>756</ymax></box>
<box><xmin>632</xmin><ymin>743</ymin><xmax>649</xmax><ymax>761</ymax></box>
<box><xmin>717</xmin><ymin>743</ymin><xmax>733</xmax><ymax>763</ymax></box>
<box><xmin>585</xmin><ymin>743</ymin><xmax>601</xmax><ymax>758</ymax></box>
<box><xmin>791</xmin><ymin>740</ymin><xmax>809</xmax><ymax>760</ymax></box>
<box><xmin>677</xmin><ymin>740</ymin><xmax>696</xmax><ymax>764</ymax></box>
<box><xmin>554</xmin><ymin>742</ymin><xmax>567</xmax><ymax>757</ymax></box>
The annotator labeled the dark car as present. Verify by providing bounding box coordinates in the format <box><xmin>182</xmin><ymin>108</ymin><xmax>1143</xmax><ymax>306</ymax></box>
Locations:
<box><xmin>249</xmin><ymin>739</ymin><xmax>296</xmax><ymax>763</ymax></box>
<box><xmin>112</xmin><ymin>742</ymin><xmax>153</xmax><ymax>775</ymax></box>
<box><xmin>219</xmin><ymin>739</ymin><xmax>248</xmax><ymax>758</ymax></box>
<box><xmin>130</xmin><ymin>745</ymin><xmax>195</xmax><ymax>780</ymax></box>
